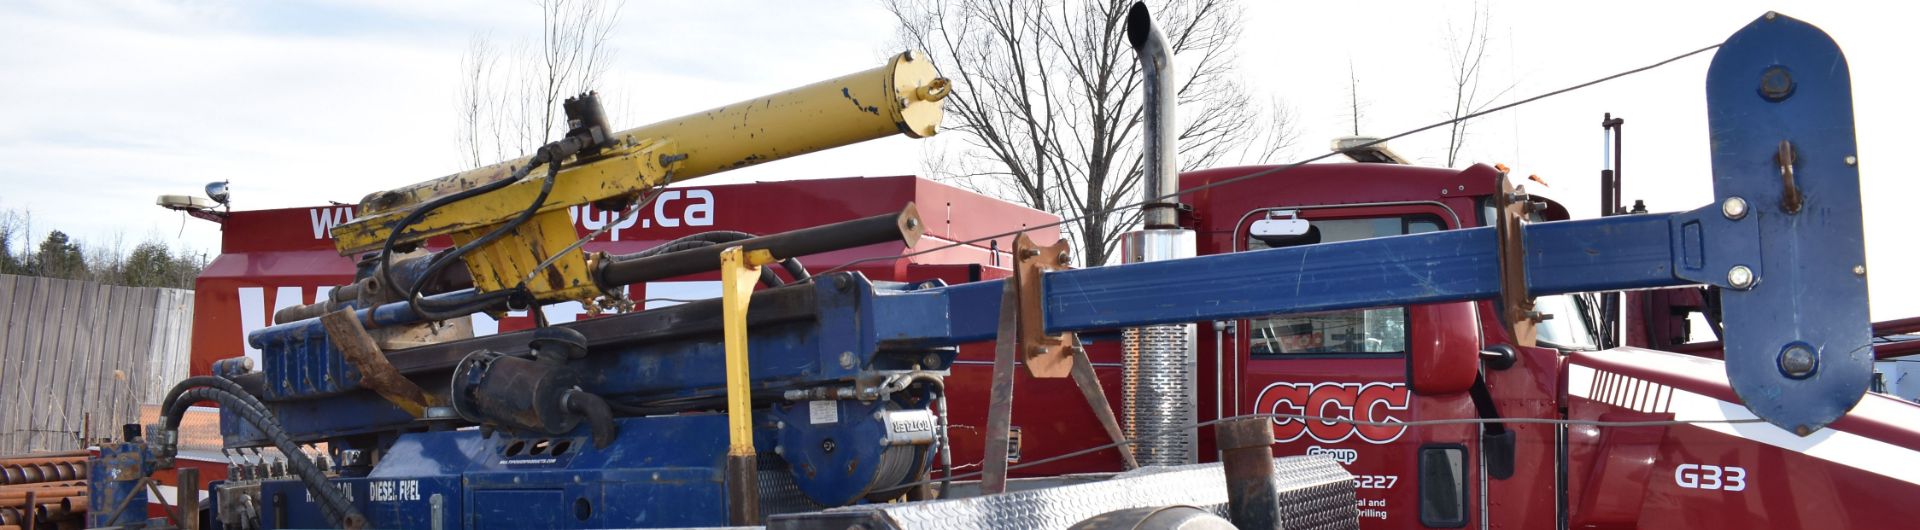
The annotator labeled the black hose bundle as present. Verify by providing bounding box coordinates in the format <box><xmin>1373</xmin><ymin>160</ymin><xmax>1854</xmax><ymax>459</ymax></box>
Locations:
<box><xmin>374</xmin><ymin>140</ymin><xmax>574</xmax><ymax>322</ymax></box>
<box><xmin>612</xmin><ymin>230</ymin><xmax>811</xmax><ymax>287</ymax></box>
<box><xmin>162</xmin><ymin>377</ymin><xmax>365</xmax><ymax>529</ymax></box>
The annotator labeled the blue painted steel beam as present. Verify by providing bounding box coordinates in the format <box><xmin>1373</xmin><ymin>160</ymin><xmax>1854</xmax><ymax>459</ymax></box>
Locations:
<box><xmin>894</xmin><ymin>212</ymin><xmax>1687</xmax><ymax>342</ymax></box>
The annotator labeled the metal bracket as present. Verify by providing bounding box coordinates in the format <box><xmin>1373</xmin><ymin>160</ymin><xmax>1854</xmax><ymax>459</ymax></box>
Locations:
<box><xmin>982</xmin><ymin>280</ymin><xmax>1020</xmax><ymax>495</ymax></box>
<box><xmin>320</xmin><ymin>309</ymin><xmax>436</xmax><ymax>417</ymax></box>
<box><xmin>1013</xmin><ymin>234</ymin><xmax>1077</xmax><ymax>378</ymax></box>
<box><xmin>1067</xmin><ymin>341</ymin><xmax>1139</xmax><ymax>470</ymax></box>
<box><xmin>1492</xmin><ymin>177</ymin><xmax>1539</xmax><ymax>348</ymax></box>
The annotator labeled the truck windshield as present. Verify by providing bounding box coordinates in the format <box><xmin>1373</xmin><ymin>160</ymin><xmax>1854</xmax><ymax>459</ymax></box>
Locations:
<box><xmin>1245</xmin><ymin>214</ymin><xmax>1443</xmax><ymax>355</ymax></box>
<box><xmin>1533</xmin><ymin>294</ymin><xmax>1600</xmax><ymax>350</ymax></box>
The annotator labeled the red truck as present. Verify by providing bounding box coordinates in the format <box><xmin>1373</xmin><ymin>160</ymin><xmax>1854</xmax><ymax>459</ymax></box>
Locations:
<box><xmin>943</xmin><ymin>157</ymin><xmax>1920</xmax><ymax>529</ymax></box>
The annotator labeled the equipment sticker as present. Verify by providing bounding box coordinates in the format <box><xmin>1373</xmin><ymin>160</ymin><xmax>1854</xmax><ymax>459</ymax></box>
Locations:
<box><xmin>369</xmin><ymin>480</ymin><xmax>421</xmax><ymax>502</ymax></box>
<box><xmin>809</xmin><ymin>400</ymin><xmax>839</xmax><ymax>424</ymax></box>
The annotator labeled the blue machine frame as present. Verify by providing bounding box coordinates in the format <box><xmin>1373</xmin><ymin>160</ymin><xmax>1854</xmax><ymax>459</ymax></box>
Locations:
<box><xmin>174</xmin><ymin>12</ymin><xmax>1864</xmax><ymax>530</ymax></box>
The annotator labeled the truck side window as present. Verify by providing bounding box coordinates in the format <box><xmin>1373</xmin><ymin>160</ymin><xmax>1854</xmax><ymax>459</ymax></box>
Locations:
<box><xmin>1245</xmin><ymin>215</ymin><xmax>1441</xmax><ymax>356</ymax></box>
<box><xmin>1419</xmin><ymin>444</ymin><xmax>1469</xmax><ymax>528</ymax></box>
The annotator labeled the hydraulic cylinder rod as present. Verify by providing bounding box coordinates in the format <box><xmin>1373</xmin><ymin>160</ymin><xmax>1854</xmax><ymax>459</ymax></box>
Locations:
<box><xmin>329</xmin><ymin>51</ymin><xmax>950</xmax><ymax>255</ymax></box>
<box><xmin>593</xmin><ymin>205</ymin><xmax>924</xmax><ymax>288</ymax></box>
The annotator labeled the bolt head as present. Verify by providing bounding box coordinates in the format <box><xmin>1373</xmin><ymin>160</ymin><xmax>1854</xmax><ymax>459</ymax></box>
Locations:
<box><xmin>1854</xmin><ymin>264</ymin><xmax>1867</xmax><ymax>276</ymax></box>
<box><xmin>922</xmin><ymin>353</ymin><xmax>943</xmax><ymax>368</ymax></box>
<box><xmin>838</xmin><ymin>351</ymin><xmax>858</xmax><ymax>369</ymax></box>
<box><xmin>1727</xmin><ymin>265</ymin><xmax>1755</xmax><ymax>289</ymax></box>
<box><xmin>1759</xmin><ymin>66</ymin><xmax>1795</xmax><ymax>102</ymax></box>
<box><xmin>1721</xmin><ymin>196</ymin><xmax>1749</xmax><ymax>220</ymax></box>
<box><xmin>1778</xmin><ymin>343</ymin><xmax>1818</xmax><ymax>379</ymax></box>
<box><xmin>1845</xmin><ymin>155</ymin><xmax>1858</xmax><ymax>166</ymax></box>
<box><xmin>905</xmin><ymin>218</ymin><xmax>919</xmax><ymax>229</ymax></box>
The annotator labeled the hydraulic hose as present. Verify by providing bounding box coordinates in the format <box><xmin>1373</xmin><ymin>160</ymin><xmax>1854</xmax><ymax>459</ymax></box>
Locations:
<box><xmin>599</xmin><ymin>230</ymin><xmax>812</xmax><ymax>289</ymax></box>
<box><xmin>160</xmin><ymin>376</ymin><xmax>270</xmax><ymax>425</ymax></box>
<box><xmin>408</xmin><ymin>150</ymin><xmax>565</xmax><ymax>320</ymax></box>
<box><xmin>610</xmin><ymin>231</ymin><xmax>809</xmax><ymax>288</ymax></box>
<box><xmin>162</xmin><ymin>383</ymin><xmax>365</xmax><ymax>529</ymax></box>
<box><xmin>375</xmin><ymin>163</ymin><xmax>536</xmax><ymax>322</ymax></box>
<box><xmin>564</xmin><ymin>389</ymin><xmax>618</xmax><ymax>449</ymax></box>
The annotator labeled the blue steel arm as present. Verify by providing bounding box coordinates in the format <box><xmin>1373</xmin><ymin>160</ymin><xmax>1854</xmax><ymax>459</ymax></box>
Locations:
<box><xmin>883</xmin><ymin>13</ymin><xmax>1868</xmax><ymax>434</ymax></box>
<box><xmin>897</xmin><ymin>216</ymin><xmax>1679</xmax><ymax>340</ymax></box>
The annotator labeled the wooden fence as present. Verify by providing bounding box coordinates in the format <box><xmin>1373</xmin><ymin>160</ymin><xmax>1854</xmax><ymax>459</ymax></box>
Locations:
<box><xmin>0</xmin><ymin>274</ymin><xmax>193</xmax><ymax>454</ymax></box>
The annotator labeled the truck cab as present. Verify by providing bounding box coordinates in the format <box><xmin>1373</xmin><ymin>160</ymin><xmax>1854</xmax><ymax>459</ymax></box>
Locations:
<box><xmin>1188</xmin><ymin>161</ymin><xmax>1540</xmax><ymax>529</ymax></box>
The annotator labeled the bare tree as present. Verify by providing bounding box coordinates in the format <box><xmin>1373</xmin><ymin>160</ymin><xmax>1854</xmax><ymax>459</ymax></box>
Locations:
<box><xmin>1442</xmin><ymin>2</ymin><xmax>1513</xmax><ymax>167</ymax></box>
<box><xmin>458</xmin><ymin>0</ymin><xmax>625</xmax><ymax>169</ymax></box>
<box><xmin>888</xmin><ymin>0</ymin><xmax>1294</xmax><ymax>266</ymax></box>
<box><xmin>0</xmin><ymin>206</ymin><xmax>28</xmax><ymax>274</ymax></box>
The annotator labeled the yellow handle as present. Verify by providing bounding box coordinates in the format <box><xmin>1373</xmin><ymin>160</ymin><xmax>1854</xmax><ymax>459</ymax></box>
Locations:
<box><xmin>721</xmin><ymin>246</ymin><xmax>776</xmax><ymax>455</ymax></box>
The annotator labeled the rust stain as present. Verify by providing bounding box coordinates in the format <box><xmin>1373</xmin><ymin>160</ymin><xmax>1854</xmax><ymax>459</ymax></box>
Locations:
<box><xmin>840</xmin><ymin>87</ymin><xmax>881</xmax><ymax>116</ymax></box>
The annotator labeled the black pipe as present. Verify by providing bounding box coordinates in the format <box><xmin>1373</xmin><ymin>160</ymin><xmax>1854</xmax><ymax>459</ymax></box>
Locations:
<box><xmin>1601</xmin><ymin>113</ymin><xmax>1625</xmax><ymax>216</ymax></box>
<box><xmin>595</xmin><ymin>204</ymin><xmax>922</xmax><ymax>288</ymax></box>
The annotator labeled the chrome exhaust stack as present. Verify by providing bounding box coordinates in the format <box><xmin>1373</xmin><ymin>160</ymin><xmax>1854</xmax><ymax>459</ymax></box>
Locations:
<box><xmin>1121</xmin><ymin>1</ymin><xmax>1198</xmax><ymax>467</ymax></box>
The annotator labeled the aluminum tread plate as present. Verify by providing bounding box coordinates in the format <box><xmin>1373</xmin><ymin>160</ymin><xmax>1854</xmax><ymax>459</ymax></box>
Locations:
<box><xmin>767</xmin><ymin>456</ymin><xmax>1357</xmax><ymax>530</ymax></box>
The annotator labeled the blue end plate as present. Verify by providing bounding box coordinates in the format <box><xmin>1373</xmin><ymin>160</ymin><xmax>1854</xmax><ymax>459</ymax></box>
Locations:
<box><xmin>1700</xmin><ymin>13</ymin><xmax>1872</xmax><ymax>434</ymax></box>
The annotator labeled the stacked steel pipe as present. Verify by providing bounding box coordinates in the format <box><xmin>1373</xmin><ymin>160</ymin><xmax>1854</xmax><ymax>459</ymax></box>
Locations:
<box><xmin>0</xmin><ymin>450</ymin><xmax>90</xmax><ymax>529</ymax></box>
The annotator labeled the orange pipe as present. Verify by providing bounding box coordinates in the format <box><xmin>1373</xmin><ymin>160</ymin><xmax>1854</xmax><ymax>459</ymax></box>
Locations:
<box><xmin>0</xmin><ymin>450</ymin><xmax>88</xmax><ymax>462</ymax></box>
<box><xmin>0</xmin><ymin>487</ymin><xmax>87</xmax><ymax>504</ymax></box>
<box><xmin>0</xmin><ymin>481</ymin><xmax>84</xmax><ymax>492</ymax></box>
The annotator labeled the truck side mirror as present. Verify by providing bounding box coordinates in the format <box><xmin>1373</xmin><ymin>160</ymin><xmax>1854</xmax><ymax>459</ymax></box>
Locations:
<box><xmin>1407</xmin><ymin>301</ymin><xmax>1480</xmax><ymax>395</ymax></box>
<box><xmin>1250</xmin><ymin>211</ymin><xmax>1315</xmax><ymax>247</ymax></box>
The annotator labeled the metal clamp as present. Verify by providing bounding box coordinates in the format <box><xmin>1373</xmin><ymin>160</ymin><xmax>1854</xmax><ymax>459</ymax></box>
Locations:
<box><xmin>1012</xmin><ymin>234</ymin><xmax>1078</xmax><ymax>378</ymax></box>
<box><xmin>1492</xmin><ymin>176</ymin><xmax>1539</xmax><ymax>347</ymax></box>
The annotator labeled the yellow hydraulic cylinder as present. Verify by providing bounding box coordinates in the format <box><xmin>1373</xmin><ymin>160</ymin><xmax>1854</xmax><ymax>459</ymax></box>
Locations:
<box><xmin>720</xmin><ymin>246</ymin><xmax>775</xmax><ymax>524</ymax></box>
<box><xmin>326</xmin><ymin>51</ymin><xmax>949</xmax><ymax>305</ymax></box>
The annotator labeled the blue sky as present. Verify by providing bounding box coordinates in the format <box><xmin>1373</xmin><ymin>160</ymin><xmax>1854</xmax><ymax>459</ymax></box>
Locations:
<box><xmin>0</xmin><ymin>0</ymin><xmax>1913</xmax><ymax>320</ymax></box>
